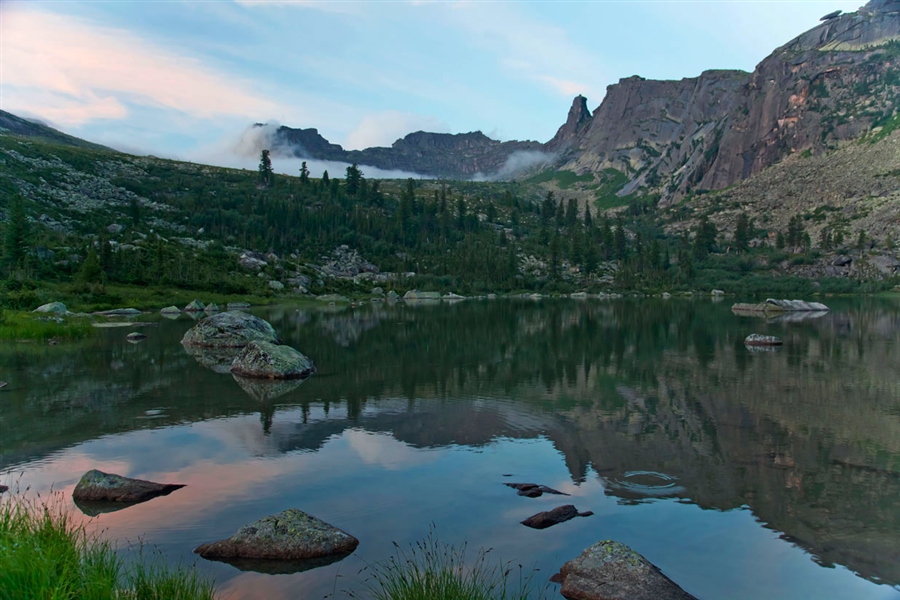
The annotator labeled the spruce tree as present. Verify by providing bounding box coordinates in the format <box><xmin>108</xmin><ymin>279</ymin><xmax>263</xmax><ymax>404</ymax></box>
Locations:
<box><xmin>258</xmin><ymin>149</ymin><xmax>274</xmax><ymax>187</ymax></box>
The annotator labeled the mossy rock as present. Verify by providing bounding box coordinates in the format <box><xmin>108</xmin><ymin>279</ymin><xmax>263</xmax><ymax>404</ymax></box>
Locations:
<box><xmin>230</xmin><ymin>341</ymin><xmax>315</xmax><ymax>380</ymax></box>
<box><xmin>181</xmin><ymin>311</ymin><xmax>279</xmax><ymax>348</ymax></box>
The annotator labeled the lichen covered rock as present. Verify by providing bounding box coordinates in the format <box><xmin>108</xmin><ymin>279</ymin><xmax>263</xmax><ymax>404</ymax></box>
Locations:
<box><xmin>552</xmin><ymin>540</ymin><xmax>696</xmax><ymax>600</ymax></box>
<box><xmin>72</xmin><ymin>469</ymin><xmax>184</xmax><ymax>503</ymax></box>
<box><xmin>194</xmin><ymin>508</ymin><xmax>358</xmax><ymax>561</ymax></box>
<box><xmin>230</xmin><ymin>341</ymin><xmax>315</xmax><ymax>380</ymax></box>
<box><xmin>34</xmin><ymin>302</ymin><xmax>68</xmax><ymax>314</ymax></box>
<box><xmin>181</xmin><ymin>311</ymin><xmax>280</xmax><ymax>348</ymax></box>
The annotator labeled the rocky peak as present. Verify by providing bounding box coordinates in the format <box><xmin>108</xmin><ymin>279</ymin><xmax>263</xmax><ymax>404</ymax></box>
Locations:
<box><xmin>391</xmin><ymin>131</ymin><xmax>497</xmax><ymax>151</ymax></box>
<box><xmin>546</xmin><ymin>95</ymin><xmax>593</xmax><ymax>151</ymax></box>
<box><xmin>861</xmin><ymin>0</ymin><xmax>900</xmax><ymax>15</ymax></box>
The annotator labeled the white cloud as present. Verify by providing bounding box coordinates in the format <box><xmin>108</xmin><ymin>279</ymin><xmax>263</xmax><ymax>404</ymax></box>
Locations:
<box><xmin>0</xmin><ymin>8</ymin><xmax>286</xmax><ymax>126</ymax></box>
<box><xmin>345</xmin><ymin>111</ymin><xmax>449</xmax><ymax>150</ymax></box>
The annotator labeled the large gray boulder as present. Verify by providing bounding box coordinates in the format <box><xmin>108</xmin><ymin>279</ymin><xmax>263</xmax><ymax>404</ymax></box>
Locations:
<box><xmin>181</xmin><ymin>311</ymin><xmax>280</xmax><ymax>348</ymax></box>
<box><xmin>403</xmin><ymin>290</ymin><xmax>441</xmax><ymax>301</ymax></box>
<box><xmin>194</xmin><ymin>509</ymin><xmax>358</xmax><ymax>561</ymax></box>
<box><xmin>72</xmin><ymin>469</ymin><xmax>184</xmax><ymax>503</ymax></box>
<box><xmin>184</xmin><ymin>299</ymin><xmax>205</xmax><ymax>312</ymax></box>
<box><xmin>33</xmin><ymin>302</ymin><xmax>68</xmax><ymax>314</ymax></box>
<box><xmin>551</xmin><ymin>540</ymin><xmax>697</xmax><ymax>600</ymax></box>
<box><xmin>230</xmin><ymin>341</ymin><xmax>315</xmax><ymax>380</ymax></box>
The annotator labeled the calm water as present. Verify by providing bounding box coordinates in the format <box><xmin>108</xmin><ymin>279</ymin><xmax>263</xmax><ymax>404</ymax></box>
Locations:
<box><xmin>2</xmin><ymin>299</ymin><xmax>900</xmax><ymax>599</ymax></box>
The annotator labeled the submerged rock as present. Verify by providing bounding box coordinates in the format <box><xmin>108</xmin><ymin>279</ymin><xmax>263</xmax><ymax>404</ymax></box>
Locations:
<box><xmin>505</xmin><ymin>482</ymin><xmax>569</xmax><ymax>498</ymax></box>
<box><xmin>551</xmin><ymin>540</ymin><xmax>696</xmax><ymax>600</ymax></box>
<box><xmin>744</xmin><ymin>333</ymin><xmax>783</xmax><ymax>347</ymax></box>
<box><xmin>521</xmin><ymin>505</ymin><xmax>593</xmax><ymax>530</ymax></box>
<box><xmin>230</xmin><ymin>341</ymin><xmax>315</xmax><ymax>380</ymax></box>
<box><xmin>33</xmin><ymin>302</ymin><xmax>68</xmax><ymax>314</ymax></box>
<box><xmin>227</xmin><ymin>302</ymin><xmax>251</xmax><ymax>310</ymax></box>
<box><xmin>181</xmin><ymin>311</ymin><xmax>280</xmax><ymax>348</ymax></box>
<box><xmin>72</xmin><ymin>469</ymin><xmax>185</xmax><ymax>503</ymax></box>
<box><xmin>194</xmin><ymin>508</ymin><xmax>358</xmax><ymax>561</ymax></box>
<box><xmin>125</xmin><ymin>332</ymin><xmax>147</xmax><ymax>343</ymax></box>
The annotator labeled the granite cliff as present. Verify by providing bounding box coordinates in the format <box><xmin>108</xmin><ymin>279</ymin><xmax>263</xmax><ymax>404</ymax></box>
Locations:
<box><xmin>268</xmin><ymin>1</ymin><xmax>900</xmax><ymax>201</ymax></box>
<box><xmin>552</xmin><ymin>0</ymin><xmax>900</xmax><ymax>203</ymax></box>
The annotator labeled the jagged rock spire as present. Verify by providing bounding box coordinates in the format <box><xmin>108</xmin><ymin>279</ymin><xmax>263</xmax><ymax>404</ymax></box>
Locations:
<box><xmin>546</xmin><ymin>95</ymin><xmax>593</xmax><ymax>151</ymax></box>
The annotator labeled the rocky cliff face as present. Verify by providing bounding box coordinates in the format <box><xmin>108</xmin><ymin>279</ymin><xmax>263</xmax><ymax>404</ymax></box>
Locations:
<box><xmin>265</xmin><ymin>1</ymin><xmax>900</xmax><ymax>192</ymax></box>
<box><xmin>269</xmin><ymin>125</ymin><xmax>542</xmax><ymax>179</ymax></box>
<box><xmin>555</xmin><ymin>0</ymin><xmax>900</xmax><ymax>203</ymax></box>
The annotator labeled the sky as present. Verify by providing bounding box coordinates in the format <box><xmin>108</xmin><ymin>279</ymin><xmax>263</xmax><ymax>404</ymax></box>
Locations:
<box><xmin>0</xmin><ymin>0</ymin><xmax>863</xmax><ymax>173</ymax></box>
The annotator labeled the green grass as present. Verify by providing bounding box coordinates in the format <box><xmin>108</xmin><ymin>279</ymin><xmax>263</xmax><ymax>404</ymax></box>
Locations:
<box><xmin>593</xmin><ymin>168</ymin><xmax>631</xmax><ymax>210</ymax></box>
<box><xmin>0</xmin><ymin>493</ymin><xmax>215</xmax><ymax>600</ymax></box>
<box><xmin>0</xmin><ymin>309</ymin><xmax>94</xmax><ymax>341</ymax></box>
<box><xmin>353</xmin><ymin>529</ymin><xmax>546</xmax><ymax>600</ymax></box>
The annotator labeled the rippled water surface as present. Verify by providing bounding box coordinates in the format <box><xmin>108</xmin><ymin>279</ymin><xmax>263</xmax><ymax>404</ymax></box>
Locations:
<box><xmin>2</xmin><ymin>298</ymin><xmax>900</xmax><ymax>599</ymax></box>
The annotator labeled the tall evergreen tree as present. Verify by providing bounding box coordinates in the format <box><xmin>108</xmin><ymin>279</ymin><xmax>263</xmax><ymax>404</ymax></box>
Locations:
<box><xmin>258</xmin><ymin>149</ymin><xmax>274</xmax><ymax>187</ymax></box>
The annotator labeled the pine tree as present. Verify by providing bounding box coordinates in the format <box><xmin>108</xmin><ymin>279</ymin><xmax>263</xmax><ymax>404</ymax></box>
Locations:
<box><xmin>734</xmin><ymin>212</ymin><xmax>751</xmax><ymax>252</ymax></box>
<box><xmin>299</xmin><ymin>161</ymin><xmax>310</xmax><ymax>185</ymax></box>
<box><xmin>345</xmin><ymin>164</ymin><xmax>362</xmax><ymax>196</ymax></box>
<box><xmin>258</xmin><ymin>149</ymin><xmax>274</xmax><ymax>187</ymax></box>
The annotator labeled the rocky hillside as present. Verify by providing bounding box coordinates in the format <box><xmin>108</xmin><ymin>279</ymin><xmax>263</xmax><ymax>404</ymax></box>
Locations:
<box><xmin>269</xmin><ymin>125</ymin><xmax>543</xmax><ymax>179</ymax></box>
<box><xmin>0</xmin><ymin>110</ymin><xmax>111</xmax><ymax>151</ymax></box>
<box><xmin>552</xmin><ymin>0</ymin><xmax>900</xmax><ymax>204</ymax></box>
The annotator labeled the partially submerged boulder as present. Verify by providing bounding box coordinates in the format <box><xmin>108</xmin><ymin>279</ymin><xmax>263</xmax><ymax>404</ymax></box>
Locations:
<box><xmin>194</xmin><ymin>509</ymin><xmax>358</xmax><ymax>561</ymax></box>
<box><xmin>184</xmin><ymin>299</ymin><xmax>206</xmax><ymax>312</ymax></box>
<box><xmin>125</xmin><ymin>332</ymin><xmax>147</xmax><ymax>343</ymax></box>
<box><xmin>204</xmin><ymin>302</ymin><xmax>220</xmax><ymax>313</ymax></box>
<box><xmin>160</xmin><ymin>306</ymin><xmax>181</xmax><ymax>315</ymax></box>
<box><xmin>404</xmin><ymin>290</ymin><xmax>442</xmax><ymax>301</ymax></box>
<box><xmin>744</xmin><ymin>333</ymin><xmax>783</xmax><ymax>347</ymax></box>
<box><xmin>551</xmin><ymin>540</ymin><xmax>697</xmax><ymax>600</ymax></box>
<box><xmin>230</xmin><ymin>341</ymin><xmax>315</xmax><ymax>380</ymax></box>
<box><xmin>505</xmin><ymin>482</ymin><xmax>569</xmax><ymax>498</ymax></box>
<box><xmin>521</xmin><ymin>505</ymin><xmax>592</xmax><ymax>530</ymax></box>
<box><xmin>732</xmin><ymin>298</ymin><xmax>829</xmax><ymax>314</ymax></box>
<box><xmin>96</xmin><ymin>308</ymin><xmax>142</xmax><ymax>317</ymax></box>
<box><xmin>72</xmin><ymin>469</ymin><xmax>184</xmax><ymax>503</ymax></box>
<box><xmin>181</xmin><ymin>311</ymin><xmax>280</xmax><ymax>348</ymax></box>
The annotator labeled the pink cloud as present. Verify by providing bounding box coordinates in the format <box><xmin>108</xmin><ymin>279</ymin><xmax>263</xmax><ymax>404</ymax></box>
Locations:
<box><xmin>0</xmin><ymin>8</ymin><xmax>284</xmax><ymax>126</ymax></box>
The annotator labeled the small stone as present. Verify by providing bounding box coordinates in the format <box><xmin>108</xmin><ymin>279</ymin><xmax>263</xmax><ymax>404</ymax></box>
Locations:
<box><xmin>269</xmin><ymin>280</ymin><xmax>285</xmax><ymax>291</ymax></box>
<box><xmin>505</xmin><ymin>482</ymin><xmax>569</xmax><ymax>498</ymax></box>
<box><xmin>160</xmin><ymin>306</ymin><xmax>181</xmax><ymax>314</ymax></box>
<box><xmin>125</xmin><ymin>332</ymin><xmax>147</xmax><ymax>342</ymax></box>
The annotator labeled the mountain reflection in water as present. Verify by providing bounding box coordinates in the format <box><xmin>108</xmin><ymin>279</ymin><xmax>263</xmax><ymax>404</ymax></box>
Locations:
<box><xmin>1</xmin><ymin>298</ymin><xmax>898</xmax><ymax>599</ymax></box>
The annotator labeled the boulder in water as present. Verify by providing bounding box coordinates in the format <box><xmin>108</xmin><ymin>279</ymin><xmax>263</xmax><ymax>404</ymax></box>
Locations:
<box><xmin>194</xmin><ymin>508</ymin><xmax>358</xmax><ymax>561</ymax></box>
<box><xmin>125</xmin><ymin>332</ymin><xmax>147</xmax><ymax>343</ymax></box>
<box><xmin>230</xmin><ymin>341</ymin><xmax>315</xmax><ymax>380</ymax></box>
<box><xmin>181</xmin><ymin>311</ymin><xmax>280</xmax><ymax>348</ymax></box>
<box><xmin>184</xmin><ymin>299</ymin><xmax>205</xmax><ymax>312</ymax></box>
<box><xmin>72</xmin><ymin>469</ymin><xmax>184</xmax><ymax>503</ymax></box>
<box><xmin>160</xmin><ymin>306</ymin><xmax>181</xmax><ymax>314</ymax></box>
<box><xmin>744</xmin><ymin>333</ymin><xmax>783</xmax><ymax>347</ymax></box>
<box><xmin>505</xmin><ymin>482</ymin><xmax>569</xmax><ymax>498</ymax></box>
<box><xmin>521</xmin><ymin>505</ymin><xmax>592</xmax><ymax>529</ymax></box>
<box><xmin>551</xmin><ymin>540</ymin><xmax>697</xmax><ymax>600</ymax></box>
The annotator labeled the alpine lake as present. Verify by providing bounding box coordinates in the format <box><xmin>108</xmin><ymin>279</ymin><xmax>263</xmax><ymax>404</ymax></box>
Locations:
<box><xmin>2</xmin><ymin>297</ymin><xmax>899</xmax><ymax>600</ymax></box>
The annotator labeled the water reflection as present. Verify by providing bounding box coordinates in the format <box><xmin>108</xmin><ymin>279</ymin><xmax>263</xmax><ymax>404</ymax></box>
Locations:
<box><xmin>1</xmin><ymin>298</ymin><xmax>899</xmax><ymax>598</ymax></box>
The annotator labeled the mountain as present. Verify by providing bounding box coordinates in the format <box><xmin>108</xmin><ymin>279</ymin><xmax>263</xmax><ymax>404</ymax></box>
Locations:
<box><xmin>267</xmin><ymin>125</ymin><xmax>543</xmax><ymax>179</ymax></box>
<box><xmin>552</xmin><ymin>0</ymin><xmax>900</xmax><ymax>204</ymax></box>
<box><xmin>0</xmin><ymin>110</ymin><xmax>112</xmax><ymax>151</ymax></box>
<box><xmin>268</xmin><ymin>0</ymin><xmax>900</xmax><ymax>202</ymax></box>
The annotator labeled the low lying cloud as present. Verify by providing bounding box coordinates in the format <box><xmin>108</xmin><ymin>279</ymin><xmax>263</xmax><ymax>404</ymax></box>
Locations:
<box><xmin>191</xmin><ymin>123</ymin><xmax>431</xmax><ymax>180</ymax></box>
<box><xmin>473</xmin><ymin>150</ymin><xmax>556</xmax><ymax>181</ymax></box>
